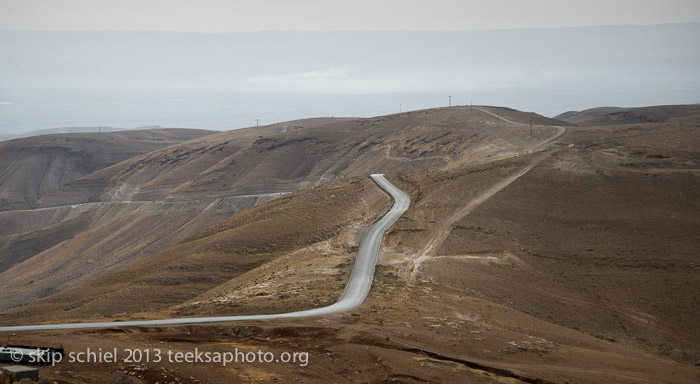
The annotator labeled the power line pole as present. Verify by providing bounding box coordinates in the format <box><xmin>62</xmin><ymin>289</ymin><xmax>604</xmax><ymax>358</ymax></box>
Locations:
<box><xmin>448</xmin><ymin>96</ymin><xmax>452</xmax><ymax>107</ymax></box>
<box><xmin>256</xmin><ymin>119</ymin><xmax>259</xmax><ymax>127</ymax></box>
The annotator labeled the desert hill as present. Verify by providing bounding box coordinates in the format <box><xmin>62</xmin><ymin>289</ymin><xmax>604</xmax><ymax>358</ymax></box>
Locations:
<box><xmin>37</xmin><ymin>107</ymin><xmax>563</xmax><ymax>208</ymax></box>
<box><xmin>555</xmin><ymin>103</ymin><xmax>700</xmax><ymax>125</ymax></box>
<box><xmin>0</xmin><ymin>107</ymin><xmax>561</xmax><ymax>314</ymax></box>
<box><xmin>0</xmin><ymin>128</ymin><xmax>214</xmax><ymax>211</ymax></box>
<box><xmin>382</xmin><ymin>121</ymin><xmax>700</xmax><ymax>371</ymax></box>
<box><xmin>1</xmin><ymin>105</ymin><xmax>699</xmax><ymax>383</ymax></box>
<box><xmin>0</xmin><ymin>176</ymin><xmax>388</xmax><ymax>321</ymax></box>
<box><xmin>0</xmin><ymin>119</ymin><xmax>331</xmax><ymax>307</ymax></box>
<box><xmin>0</xmin><ymin>118</ymin><xmax>360</xmax><ymax>312</ymax></box>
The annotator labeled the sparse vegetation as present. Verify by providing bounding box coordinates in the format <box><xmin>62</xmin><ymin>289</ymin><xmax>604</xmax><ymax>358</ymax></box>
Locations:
<box><xmin>594</xmin><ymin>334</ymin><xmax>618</xmax><ymax>342</ymax></box>
<box><xmin>2</xmin><ymin>105</ymin><xmax>699</xmax><ymax>383</ymax></box>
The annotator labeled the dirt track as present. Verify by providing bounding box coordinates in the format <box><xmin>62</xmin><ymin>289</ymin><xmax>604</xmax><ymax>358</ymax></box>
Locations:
<box><xmin>410</xmin><ymin>112</ymin><xmax>566</xmax><ymax>280</ymax></box>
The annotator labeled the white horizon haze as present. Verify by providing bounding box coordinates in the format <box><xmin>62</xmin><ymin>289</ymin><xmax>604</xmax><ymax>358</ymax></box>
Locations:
<box><xmin>0</xmin><ymin>1</ymin><xmax>699</xmax><ymax>135</ymax></box>
<box><xmin>1</xmin><ymin>0</ymin><xmax>699</xmax><ymax>32</ymax></box>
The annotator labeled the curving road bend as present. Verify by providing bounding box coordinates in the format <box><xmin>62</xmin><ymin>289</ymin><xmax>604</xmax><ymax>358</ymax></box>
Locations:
<box><xmin>0</xmin><ymin>174</ymin><xmax>410</xmax><ymax>332</ymax></box>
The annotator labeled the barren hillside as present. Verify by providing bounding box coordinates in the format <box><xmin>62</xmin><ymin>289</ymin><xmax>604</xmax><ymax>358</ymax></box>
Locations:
<box><xmin>0</xmin><ymin>177</ymin><xmax>388</xmax><ymax>323</ymax></box>
<box><xmin>0</xmin><ymin>107</ymin><xmax>560</xmax><ymax>314</ymax></box>
<box><xmin>37</xmin><ymin>107</ymin><xmax>562</xmax><ymax>207</ymax></box>
<box><xmin>1</xmin><ymin>106</ymin><xmax>698</xmax><ymax>384</ymax></box>
<box><xmin>555</xmin><ymin>104</ymin><xmax>700</xmax><ymax>126</ymax></box>
<box><xmin>0</xmin><ymin>128</ymin><xmax>214</xmax><ymax>211</ymax></box>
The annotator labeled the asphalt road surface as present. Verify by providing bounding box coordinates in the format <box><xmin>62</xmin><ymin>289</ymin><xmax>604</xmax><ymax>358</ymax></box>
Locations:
<box><xmin>0</xmin><ymin>174</ymin><xmax>410</xmax><ymax>332</ymax></box>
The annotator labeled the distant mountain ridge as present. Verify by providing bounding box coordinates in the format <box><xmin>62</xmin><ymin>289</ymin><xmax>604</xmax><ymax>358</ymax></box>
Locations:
<box><xmin>0</xmin><ymin>126</ymin><xmax>169</xmax><ymax>142</ymax></box>
<box><xmin>555</xmin><ymin>104</ymin><xmax>700</xmax><ymax>126</ymax></box>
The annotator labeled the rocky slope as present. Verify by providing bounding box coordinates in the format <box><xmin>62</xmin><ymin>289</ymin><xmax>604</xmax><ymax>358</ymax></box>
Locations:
<box><xmin>0</xmin><ymin>128</ymin><xmax>214</xmax><ymax>211</ymax></box>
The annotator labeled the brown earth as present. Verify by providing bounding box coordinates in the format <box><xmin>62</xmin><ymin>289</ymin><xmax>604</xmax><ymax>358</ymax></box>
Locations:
<box><xmin>0</xmin><ymin>177</ymin><xmax>388</xmax><ymax>323</ymax></box>
<box><xmin>1</xmin><ymin>106</ymin><xmax>699</xmax><ymax>383</ymax></box>
<box><xmin>0</xmin><ymin>107</ymin><xmax>558</xmax><ymax>312</ymax></box>
<box><xmin>0</xmin><ymin>194</ymin><xmax>278</xmax><ymax>312</ymax></box>
<box><xmin>0</xmin><ymin>128</ymin><xmax>215</xmax><ymax>211</ymax></box>
<box><xmin>555</xmin><ymin>104</ymin><xmax>700</xmax><ymax>126</ymax></box>
<box><xmin>36</xmin><ymin>108</ymin><xmax>559</xmax><ymax>208</ymax></box>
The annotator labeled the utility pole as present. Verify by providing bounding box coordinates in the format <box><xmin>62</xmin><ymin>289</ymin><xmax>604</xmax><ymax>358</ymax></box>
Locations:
<box><xmin>256</xmin><ymin>119</ymin><xmax>259</xmax><ymax>127</ymax></box>
<box><xmin>448</xmin><ymin>96</ymin><xmax>452</xmax><ymax>107</ymax></box>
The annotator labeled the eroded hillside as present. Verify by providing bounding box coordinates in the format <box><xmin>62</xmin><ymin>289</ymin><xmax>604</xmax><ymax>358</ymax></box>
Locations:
<box><xmin>0</xmin><ymin>128</ymin><xmax>214</xmax><ymax>211</ymax></box>
<box><xmin>36</xmin><ymin>107</ymin><xmax>562</xmax><ymax>207</ymax></box>
<box><xmin>2</xmin><ymin>106</ymin><xmax>698</xmax><ymax>384</ymax></box>
<box><xmin>555</xmin><ymin>104</ymin><xmax>700</xmax><ymax>126</ymax></box>
<box><xmin>1</xmin><ymin>107</ymin><xmax>559</xmax><ymax>317</ymax></box>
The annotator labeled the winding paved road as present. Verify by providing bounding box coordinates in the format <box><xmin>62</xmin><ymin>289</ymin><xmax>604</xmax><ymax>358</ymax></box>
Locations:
<box><xmin>0</xmin><ymin>174</ymin><xmax>410</xmax><ymax>332</ymax></box>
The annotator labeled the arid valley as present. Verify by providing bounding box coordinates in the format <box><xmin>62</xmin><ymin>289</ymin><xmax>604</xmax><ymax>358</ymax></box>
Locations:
<box><xmin>1</xmin><ymin>104</ymin><xmax>698</xmax><ymax>383</ymax></box>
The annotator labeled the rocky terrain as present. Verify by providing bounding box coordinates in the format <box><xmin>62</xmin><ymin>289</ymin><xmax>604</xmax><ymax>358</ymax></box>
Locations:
<box><xmin>1</xmin><ymin>105</ymin><xmax>698</xmax><ymax>383</ymax></box>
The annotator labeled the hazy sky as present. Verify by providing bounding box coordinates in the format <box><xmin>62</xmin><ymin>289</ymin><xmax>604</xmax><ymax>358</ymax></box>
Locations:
<box><xmin>1</xmin><ymin>0</ymin><xmax>700</xmax><ymax>32</ymax></box>
<box><xmin>1</xmin><ymin>1</ymin><xmax>699</xmax><ymax>134</ymax></box>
